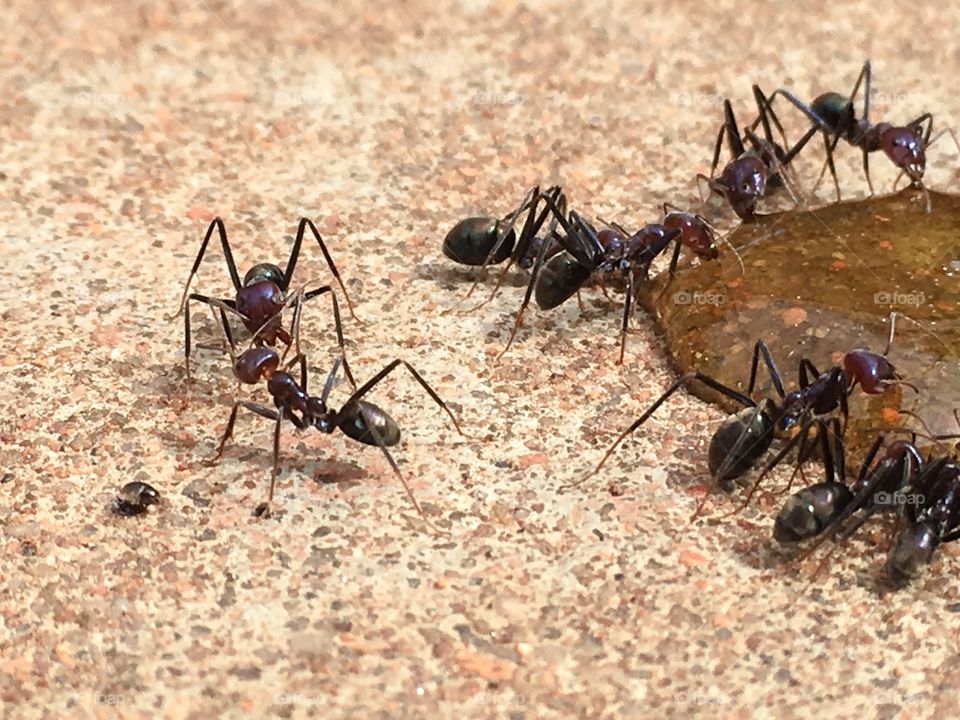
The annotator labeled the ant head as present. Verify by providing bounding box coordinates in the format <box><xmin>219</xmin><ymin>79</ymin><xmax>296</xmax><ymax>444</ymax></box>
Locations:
<box><xmin>306</xmin><ymin>397</ymin><xmax>332</xmax><ymax>429</ymax></box>
<box><xmin>881</xmin><ymin>126</ymin><xmax>925</xmax><ymax>182</ymax></box>
<box><xmin>234</xmin><ymin>347</ymin><xmax>279</xmax><ymax>384</ymax></box>
<box><xmin>721</xmin><ymin>156</ymin><xmax>766</xmax><ymax>220</ymax></box>
<box><xmin>243</xmin><ymin>262</ymin><xmax>286</xmax><ymax>290</ymax></box>
<box><xmin>842</xmin><ymin>349</ymin><xmax>897</xmax><ymax>395</ymax></box>
<box><xmin>664</xmin><ymin>212</ymin><xmax>718</xmax><ymax>260</ymax></box>
<box><xmin>596</xmin><ymin>227</ymin><xmax>626</xmax><ymax>253</ymax></box>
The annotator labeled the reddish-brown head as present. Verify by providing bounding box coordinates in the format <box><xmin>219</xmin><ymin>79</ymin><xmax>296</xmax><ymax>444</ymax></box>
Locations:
<box><xmin>880</xmin><ymin>126</ymin><xmax>925</xmax><ymax>183</ymax></box>
<box><xmin>663</xmin><ymin>212</ymin><xmax>718</xmax><ymax>260</ymax></box>
<box><xmin>234</xmin><ymin>347</ymin><xmax>280</xmax><ymax>384</ymax></box>
<box><xmin>236</xmin><ymin>280</ymin><xmax>286</xmax><ymax>340</ymax></box>
<box><xmin>720</xmin><ymin>155</ymin><xmax>767</xmax><ymax>220</ymax></box>
<box><xmin>842</xmin><ymin>349</ymin><xmax>898</xmax><ymax>394</ymax></box>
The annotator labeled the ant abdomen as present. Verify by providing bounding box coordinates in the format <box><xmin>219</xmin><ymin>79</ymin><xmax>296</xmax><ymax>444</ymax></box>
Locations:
<box><xmin>534</xmin><ymin>253</ymin><xmax>591</xmax><ymax>310</ymax></box>
<box><xmin>442</xmin><ymin>217</ymin><xmax>515</xmax><ymax>266</ymax></box>
<box><xmin>339</xmin><ymin>401</ymin><xmax>401</xmax><ymax>447</ymax></box>
<box><xmin>886</xmin><ymin>521</ymin><xmax>940</xmax><ymax>586</ymax></box>
<box><xmin>243</xmin><ymin>262</ymin><xmax>286</xmax><ymax>290</ymax></box>
<box><xmin>707</xmin><ymin>403</ymin><xmax>776</xmax><ymax>481</ymax></box>
<box><xmin>773</xmin><ymin>481</ymin><xmax>854</xmax><ymax>543</ymax></box>
<box><xmin>810</xmin><ymin>92</ymin><xmax>854</xmax><ymax>132</ymax></box>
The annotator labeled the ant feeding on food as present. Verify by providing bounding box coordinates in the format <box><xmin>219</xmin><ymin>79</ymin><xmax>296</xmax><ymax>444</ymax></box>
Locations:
<box><xmin>766</xmin><ymin>61</ymin><xmax>960</xmax><ymax>211</ymax></box>
<box><xmin>113</xmin><ymin>481</ymin><xmax>161</xmax><ymax>516</ymax></box>
<box><xmin>204</xmin><ymin>289</ymin><xmax>467</xmax><ymax>530</ymax></box>
<box><xmin>774</xmin><ymin>420</ymin><xmax>960</xmax><ymax>589</ymax></box>
<box><xmin>494</xmin><ymin>192</ymin><xmax>737</xmax><ymax>364</ymax></box>
<box><xmin>696</xmin><ymin>90</ymin><xmax>804</xmax><ymax>221</ymax></box>
<box><xmin>168</xmin><ymin>216</ymin><xmax>359</xmax><ymax>379</ymax></box>
<box><xmin>563</xmin><ymin>312</ymin><xmax>915</xmax><ymax>519</ymax></box>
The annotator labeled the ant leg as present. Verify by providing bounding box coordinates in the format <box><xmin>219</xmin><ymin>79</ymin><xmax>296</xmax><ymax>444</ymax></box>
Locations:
<box><xmin>328</xmin><ymin>358</ymin><xmax>455</xmax><ymax>533</ymax></box>
<box><xmin>694</xmin><ymin>174</ymin><xmax>715</xmax><ymax>211</ymax></box>
<box><xmin>205</xmin><ymin>400</ymin><xmax>281</xmax><ymax>465</ymax></box>
<box><xmin>340</xmin><ymin>359</ymin><xmax>466</xmax><ymax>437</ymax></box>
<box><xmin>618</xmin><ymin>271</ymin><xmax>635</xmax><ymax>365</ymax></box>
<box><xmin>798</xmin><ymin>358</ymin><xmax>822</xmax><ymax>389</ymax></box>
<box><xmin>562</xmin><ymin>371</ymin><xmax>755</xmax><ymax>491</ymax></box>
<box><xmin>722</xmin><ymin>99</ymin><xmax>746</xmax><ymax>158</ymax></box>
<box><xmin>853</xmin><ymin>60</ymin><xmax>871</xmax><ymax>125</ymax></box>
<box><xmin>808</xmin><ymin>132</ymin><xmax>842</xmax><ymax>202</ymax></box>
<box><xmin>767</xmin><ymin>89</ymin><xmax>843</xmax><ymax>199</ymax></box>
<box><xmin>257</xmin><ymin>407</ymin><xmax>287</xmax><ymax>517</ymax></box>
<box><xmin>184</xmin><ymin>293</ymin><xmax>242</xmax><ymax>374</ymax></box>
<box><xmin>285</xmin><ymin>218</ymin><xmax>359</xmax><ymax>322</ymax></box>
<box><xmin>708</xmin><ymin>120</ymin><xmax>726</xmax><ymax>182</ymax></box>
<box><xmin>461</xmin><ymin>188</ymin><xmax>563</xmax><ymax>313</ymax></box>
<box><xmin>747</xmin><ymin>339</ymin><xmax>786</xmax><ymax>398</ymax></box>
<box><xmin>862</xmin><ymin>149</ymin><xmax>875</xmax><ymax>196</ymax></box>
<box><xmin>353</xmin><ymin>403</ymin><xmax>445</xmax><ymax>534</ymax></box>
<box><xmin>300</xmin><ymin>285</ymin><xmax>357</xmax><ymax>390</ymax></box>
<box><xmin>169</xmin><ymin>218</ymin><xmax>240</xmax><ymax>319</ymax></box>
<box><xmin>495</xmin><ymin>195</ymin><xmax>593</xmax><ymax>361</ymax></box>
<box><xmin>723</xmin><ymin>419</ymin><xmax>818</xmax><ymax>515</ymax></box>
<box><xmin>751</xmin><ymin>85</ymin><xmax>789</xmax><ymax>149</ymax></box>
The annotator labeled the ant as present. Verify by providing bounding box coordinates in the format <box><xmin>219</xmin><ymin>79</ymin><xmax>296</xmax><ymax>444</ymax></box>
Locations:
<box><xmin>168</xmin><ymin>216</ymin><xmax>358</xmax><ymax>380</ymax></box>
<box><xmin>774</xmin><ymin>425</ymin><xmax>960</xmax><ymax>588</ymax></box>
<box><xmin>205</xmin><ymin>290</ymin><xmax>467</xmax><ymax>528</ymax></box>
<box><xmin>696</xmin><ymin>90</ymin><xmax>803</xmax><ymax>221</ymax></box>
<box><xmin>773</xmin><ymin>429</ymin><xmax>923</xmax><ymax>545</ymax></box>
<box><xmin>497</xmin><ymin>193</ymin><xmax>735</xmax><ymax>364</ymax></box>
<box><xmin>766</xmin><ymin>61</ymin><xmax>950</xmax><ymax>208</ymax></box>
<box><xmin>564</xmin><ymin>314</ymin><xmax>911</xmax><ymax>517</ymax></box>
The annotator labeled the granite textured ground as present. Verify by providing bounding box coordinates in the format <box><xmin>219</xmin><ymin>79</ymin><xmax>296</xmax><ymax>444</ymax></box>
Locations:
<box><xmin>3</xmin><ymin>1</ymin><xmax>960</xmax><ymax>718</ymax></box>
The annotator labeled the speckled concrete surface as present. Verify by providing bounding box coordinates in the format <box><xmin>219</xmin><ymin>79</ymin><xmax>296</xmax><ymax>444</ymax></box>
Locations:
<box><xmin>3</xmin><ymin>1</ymin><xmax>960</xmax><ymax>718</ymax></box>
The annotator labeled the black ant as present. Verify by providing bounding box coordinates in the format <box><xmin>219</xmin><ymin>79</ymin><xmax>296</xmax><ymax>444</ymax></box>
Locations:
<box><xmin>774</xmin><ymin>424</ymin><xmax>960</xmax><ymax>588</ymax></box>
<box><xmin>168</xmin><ymin>217</ymin><xmax>358</xmax><ymax>381</ymax></box>
<box><xmin>773</xmin><ymin>430</ymin><xmax>923</xmax><ymax>545</ymax></box>
<box><xmin>205</xmin><ymin>291</ymin><xmax>466</xmax><ymax>527</ymax></box>
<box><xmin>497</xmin><ymin>194</ymin><xmax>736</xmax><ymax>364</ymax></box>
<box><xmin>696</xmin><ymin>90</ymin><xmax>803</xmax><ymax>221</ymax></box>
<box><xmin>113</xmin><ymin>481</ymin><xmax>161</xmax><ymax>516</ymax></box>
<box><xmin>564</xmin><ymin>315</ymin><xmax>910</xmax><ymax>517</ymax></box>
<box><xmin>766</xmin><ymin>61</ymin><xmax>950</xmax><ymax>209</ymax></box>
